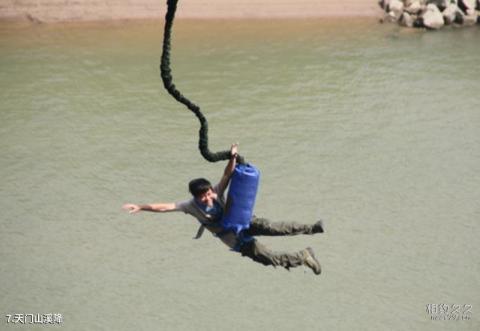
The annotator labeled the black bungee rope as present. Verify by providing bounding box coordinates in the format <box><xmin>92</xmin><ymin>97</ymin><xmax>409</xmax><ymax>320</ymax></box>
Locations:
<box><xmin>160</xmin><ymin>0</ymin><xmax>245</xmax><ymax>164</ymax></box>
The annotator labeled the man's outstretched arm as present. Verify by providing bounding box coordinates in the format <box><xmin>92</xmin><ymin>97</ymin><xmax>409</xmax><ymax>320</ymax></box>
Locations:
<box><xmin>122</xmin><ymin>202</ymin><xmax>176</xmax><ymax>214</ymax></box>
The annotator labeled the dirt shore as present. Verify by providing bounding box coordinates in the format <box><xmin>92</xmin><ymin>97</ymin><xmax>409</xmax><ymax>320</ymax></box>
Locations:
<box><xmin>1</xmin><ymin>0</ymin><xmax>382</xmax><ymax>23</ymax></box>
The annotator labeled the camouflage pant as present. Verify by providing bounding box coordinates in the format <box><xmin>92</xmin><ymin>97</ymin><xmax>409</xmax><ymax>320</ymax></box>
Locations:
<box><xmin>238</xmin><ymin>217</ymin><xmax>316</xmax><ymax>269</ymax></box>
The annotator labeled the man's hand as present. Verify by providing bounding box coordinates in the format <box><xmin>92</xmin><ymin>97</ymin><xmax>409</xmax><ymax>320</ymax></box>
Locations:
<box><xmin>230</xmin><ymin>143</ymin><xmax>239</xmax><ymax>158</ymax></box>
<box><xmin>122</xmin><ymin>203</ymin><xmax>141</xmax><ymax>214</ymax></box>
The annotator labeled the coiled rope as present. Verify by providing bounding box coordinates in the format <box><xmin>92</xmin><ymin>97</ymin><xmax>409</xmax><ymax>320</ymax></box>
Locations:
<box><xmin>160</xmin><ymin>0</ymin><xmax>245</xmax><ymax>164</ymax></box>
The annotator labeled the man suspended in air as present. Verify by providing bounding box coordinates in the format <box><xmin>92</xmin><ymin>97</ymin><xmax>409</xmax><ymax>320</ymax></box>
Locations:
<box><xmin>122</xmin><ymin>144</ymin><xmax>324</xmax><ymax>275</ymax></box>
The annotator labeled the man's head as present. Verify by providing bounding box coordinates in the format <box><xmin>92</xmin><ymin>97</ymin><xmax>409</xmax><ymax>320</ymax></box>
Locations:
<box><xmin>189</xmin><ymin>178</ymin><xmax>217</xmax><ymax>206</ymax></box>
<box><xmin>189</xmin><ymin>178</ymin><xmax>211</xmax><ymax>197</ymax></box>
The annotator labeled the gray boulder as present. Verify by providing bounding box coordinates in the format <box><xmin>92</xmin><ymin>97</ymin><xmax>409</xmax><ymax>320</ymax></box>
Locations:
<box><xmin>427</xmin><ymin>0</ymin><xmax>448</xmax><ymax>11</ymax></box>
<box><xmin>400</xmin><ymin>12</ymin><xmax>415</xmax><ymax>27</ymax></box>
<box><xmin>458</xmin><ymin>0</ymin><xmax>476</xmax><ymax>13</ymax></box>
<box><xmin>413</xmin><ymin>15</ymin><xmax>425</xmax><ymax>27</ymax></box>
<box><xmin>405</xmin><ymin>1</ymin><xmax>424</xmax><ymax>14</ymax></box>
<box><xmin>389</xmin><ymin>0</ymin><xmax>405</xmax><ymax>19</ymax></box>
<box><xmin>463</xmin><ymin>10</ymin><xmax>478</xmax><ymax>25</ymax></box>
<box><xmin>454</xmin><ymin>10</ymin><xmax>465</xmax><ymax>24</ymax></box>
<box><xmin>443</xmin><ymin>3</ymin><xmax>461</xmax><ymax>24</ymax></box>
<box><xmin>406</xmin><ymin>0</ymin><xmax>427</xmax><ymax>5</ymax></box>
<box><xmin>422</xmin><ymin>4</ymin><xmax>445</xmax><ymax>29</ymax></box>
<box><xmin>378</xmin><ymin>0</ymin><xmax>389</xmax><ymax>10</ymax></box>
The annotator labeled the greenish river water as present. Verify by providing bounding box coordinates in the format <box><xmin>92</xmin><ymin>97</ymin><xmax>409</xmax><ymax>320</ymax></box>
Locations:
<box><xmin>1</xmin><ymin>19</ymin><xmax>479</xmax><ymax>330</ymax></box>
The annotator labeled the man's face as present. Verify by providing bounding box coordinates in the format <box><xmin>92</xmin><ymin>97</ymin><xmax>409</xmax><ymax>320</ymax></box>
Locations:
<box><xmin>196</xmin><ymin>188</ymin><xmax>217</xmax><ymax>207</ymax></box>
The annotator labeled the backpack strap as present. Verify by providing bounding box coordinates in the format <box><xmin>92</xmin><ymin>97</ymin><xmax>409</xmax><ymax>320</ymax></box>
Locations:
<box><xmin>193</xmin><ymin>225</ymin><xmax>205</xmax><ymax>239</ymax></box>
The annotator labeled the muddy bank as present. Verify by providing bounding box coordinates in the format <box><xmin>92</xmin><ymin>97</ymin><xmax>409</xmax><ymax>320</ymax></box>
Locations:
<box><xmin>1</xmin><ymin>0</ymin><xmax>381</xmax><ymax>23</ymax></box>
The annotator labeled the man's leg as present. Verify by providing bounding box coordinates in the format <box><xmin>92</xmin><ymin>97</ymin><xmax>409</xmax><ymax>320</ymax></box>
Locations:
<box><xmin>238</xmin><ymin>238</ymin><xmax>321</xmax><ymax>274</ymax></box>
<box><xmin>245</xmin><ymin>217</ymin><xmax>324</xmax><ymax>236</ymax></box>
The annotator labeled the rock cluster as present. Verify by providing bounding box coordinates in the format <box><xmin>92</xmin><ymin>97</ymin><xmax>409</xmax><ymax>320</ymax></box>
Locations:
<box><xmin>379</xmin><ymin>0</ymin><xmax>480</xmax><ymax>29</ymax></box>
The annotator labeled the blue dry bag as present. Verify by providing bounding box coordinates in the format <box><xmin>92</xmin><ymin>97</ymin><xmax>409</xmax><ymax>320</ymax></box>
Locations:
<box><xmin>221</xmin><ymin>163</ymin><xmax>260</xmax><ymax>234</ymax></box>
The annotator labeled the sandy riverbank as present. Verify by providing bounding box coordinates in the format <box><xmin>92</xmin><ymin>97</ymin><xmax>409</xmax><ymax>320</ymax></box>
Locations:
<box><xmin>1</xmin><ymin>0</ymin><xmax>382</xmax><ymax>23</ymax></box>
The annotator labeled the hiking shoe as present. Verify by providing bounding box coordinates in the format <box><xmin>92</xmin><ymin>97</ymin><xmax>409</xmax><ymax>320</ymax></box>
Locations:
<box><xmin>302</xmin><ymin>247</ymin><xmax>322</xmax><ymax>275</ymax></box>
<box><xmin>312</xmin><ymin>220</ymin><xmax>324</xmax><ymax>233</ymax></box>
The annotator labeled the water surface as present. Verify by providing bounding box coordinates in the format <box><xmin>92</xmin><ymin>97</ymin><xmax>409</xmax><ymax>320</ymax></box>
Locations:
<box><xmin>0</xmin><ymin>19</ymin><xmax>479</xmax><ymax>330</ymax></box>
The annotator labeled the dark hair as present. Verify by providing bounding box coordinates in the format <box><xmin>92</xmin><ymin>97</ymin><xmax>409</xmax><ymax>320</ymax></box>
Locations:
<box><xmin>188</xmin><ymin>178</ymin><xmax>212</xmax><ymax>197</ymax></box>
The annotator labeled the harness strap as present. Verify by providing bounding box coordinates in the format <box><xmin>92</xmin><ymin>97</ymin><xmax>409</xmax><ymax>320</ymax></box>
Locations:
<box><xmin>193</xmin><ymin>225</ymin><xmax>205</xmax><ymax>239</ymax></box>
